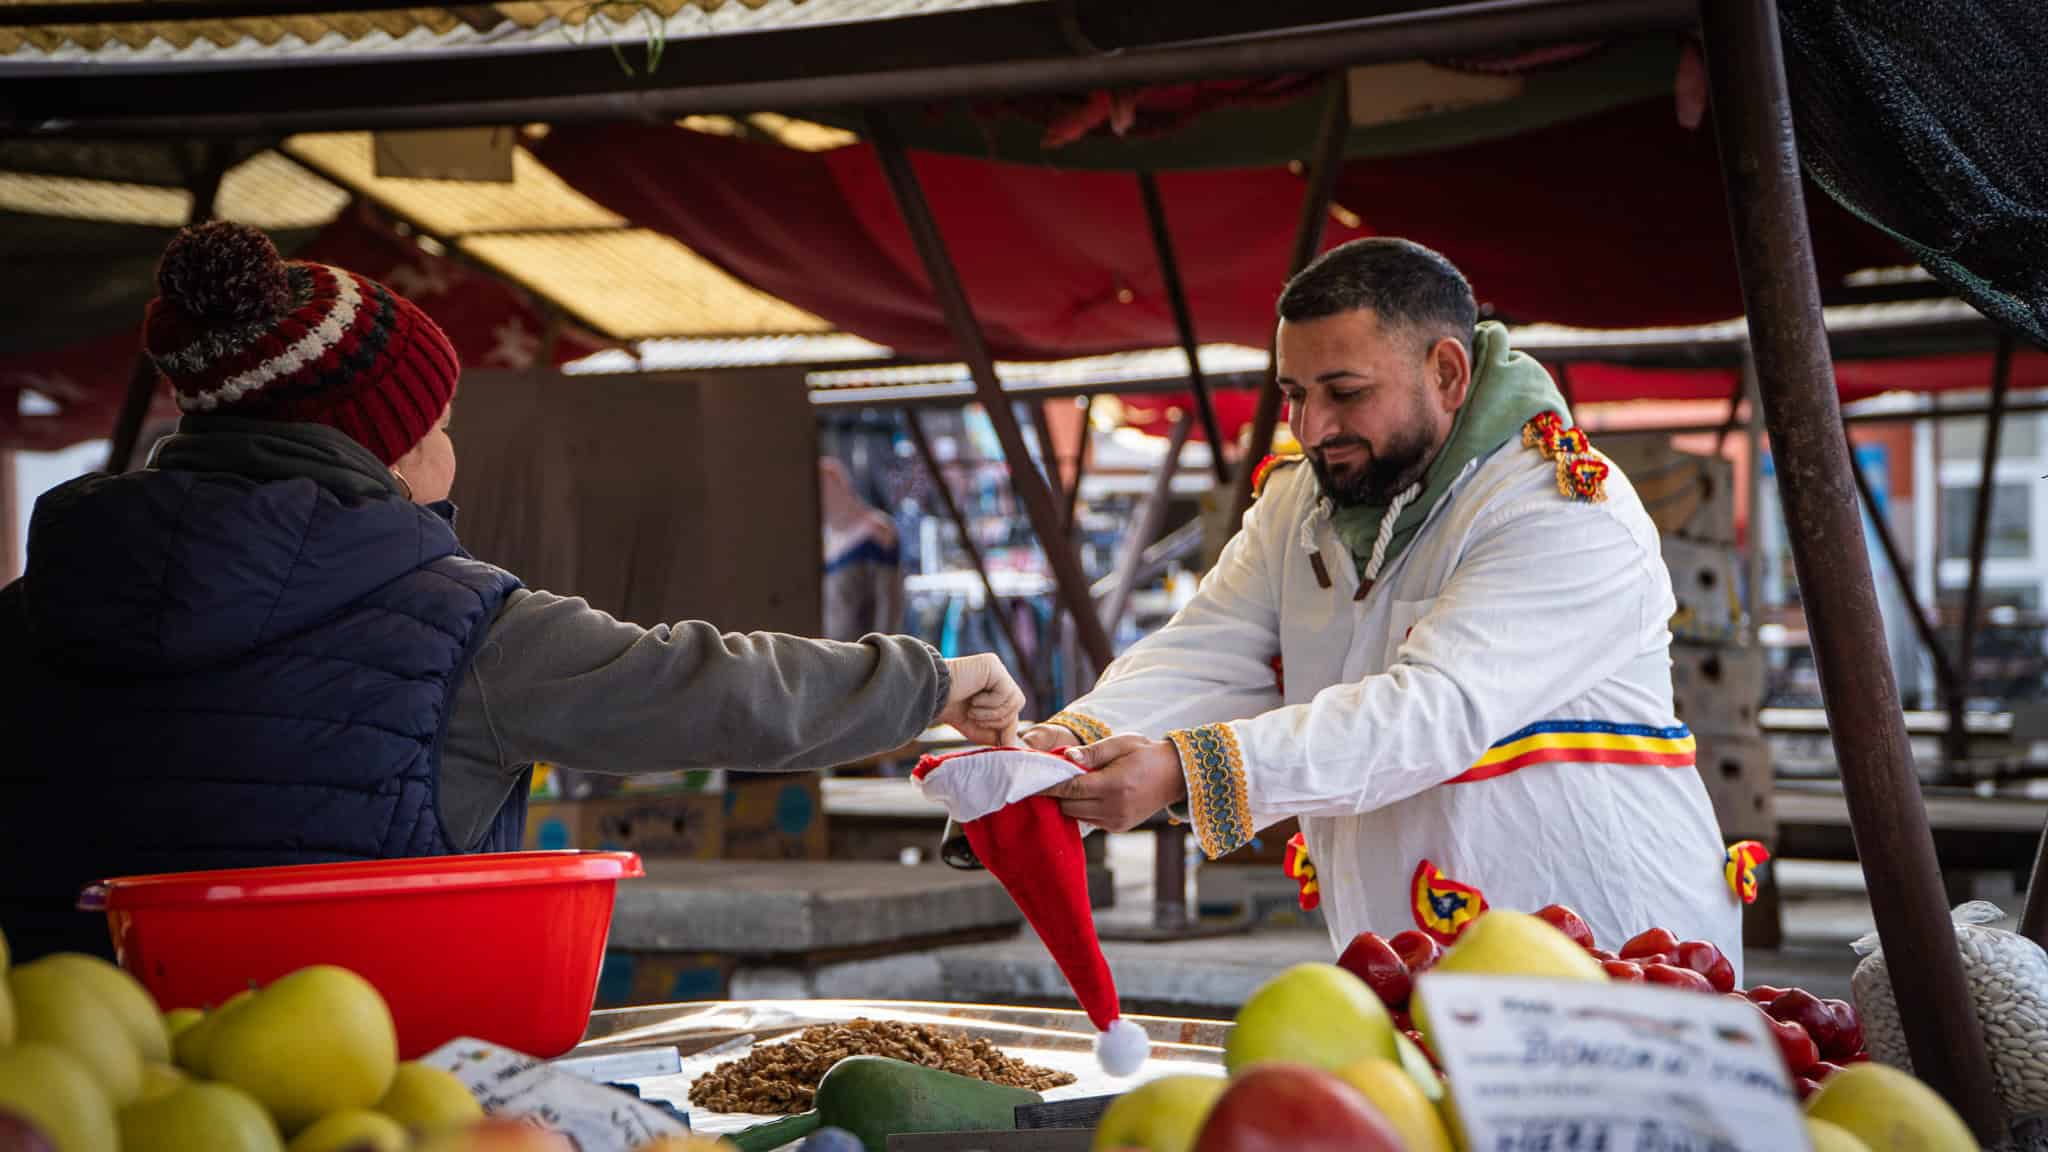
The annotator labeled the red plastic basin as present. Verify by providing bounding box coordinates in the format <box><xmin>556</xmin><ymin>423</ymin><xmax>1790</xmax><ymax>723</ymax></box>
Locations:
<box><xmin>84</xmin><ymin>851</ymin><xmax>643</xmax><ymax>1059</ymax></box>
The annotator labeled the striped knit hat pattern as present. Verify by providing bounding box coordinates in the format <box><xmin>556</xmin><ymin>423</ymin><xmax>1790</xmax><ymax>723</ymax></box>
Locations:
<box><xmin>144</xmin><ymin>220</ymin><xmax>459</xmax><ymax>466</ymax></box>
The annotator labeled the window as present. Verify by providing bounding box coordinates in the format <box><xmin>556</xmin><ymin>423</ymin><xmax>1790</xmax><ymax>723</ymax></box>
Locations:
<box><xmin>1940</xmin><ymin>483</ymin><xmax>2032</xmax><ymax>561</ymax></box>
<box><xmin>1939</xmin><ymin>394</ymin><xmax>2042</xmax><ymax>459</ymax></box>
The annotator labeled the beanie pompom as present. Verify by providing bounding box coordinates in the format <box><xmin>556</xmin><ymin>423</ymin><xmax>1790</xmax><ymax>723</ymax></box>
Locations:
<box><xmin>1096</xmin><ymin>1018</ymin><xmax>1150</xmax><ymax>1077</ymax></box>
<box><xmin>157</xmin><ymin>220</ymin><xmax>292</xmax><ymax>326</ymax></box>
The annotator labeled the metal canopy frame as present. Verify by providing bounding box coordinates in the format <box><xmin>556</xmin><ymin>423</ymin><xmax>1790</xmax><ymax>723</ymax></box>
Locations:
<box><xmin>8</xmin><ymin>0</ymin><xmax>2021</xmax><ymax>1129</ymax></box>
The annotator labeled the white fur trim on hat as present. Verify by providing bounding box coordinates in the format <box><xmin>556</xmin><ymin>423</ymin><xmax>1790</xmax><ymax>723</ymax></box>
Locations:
<box><xmin>913</xmin><ymin>747</ymin><xmax>1084</xmax><ymax>824</ymax></box>
<box><xmin>1096</xmin><ymin>1018</ymin><xmax>1150</xmax><ymax>1077</ymax></box>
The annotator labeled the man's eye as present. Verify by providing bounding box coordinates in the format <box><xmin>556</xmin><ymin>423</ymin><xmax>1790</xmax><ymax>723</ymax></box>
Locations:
<box><xmin>1331</xmin><ymin>390</ymin><xmax>1363</xmax><ymax>403</ymax></box>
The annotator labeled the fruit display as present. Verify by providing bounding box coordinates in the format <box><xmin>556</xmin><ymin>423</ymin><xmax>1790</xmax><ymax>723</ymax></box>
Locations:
<box><xmin>0</xmin><ymin>921</ymin><xmax>735</xmax><ymax>1152</ymax></box>
<box><xmin>1074</xmin><ymin>903</ymin><xmax>1981</xmax><ymax>1152</ymax></box>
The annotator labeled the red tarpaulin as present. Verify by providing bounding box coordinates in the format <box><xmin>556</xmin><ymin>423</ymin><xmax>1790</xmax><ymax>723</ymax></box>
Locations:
<box><xmin>531</xmin><ymin>98</ymin><xmax>1903</xmax><ymax>360</ymax></box>
<box><xmin>1</xmin><ymin>204</ymin><xmax>608</xmax><ymax>453</ymax></box>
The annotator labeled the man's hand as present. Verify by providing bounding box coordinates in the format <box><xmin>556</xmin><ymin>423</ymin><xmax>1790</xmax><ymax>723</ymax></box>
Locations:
<box><xmin>938</xmin><ymin>653</ymin><xmax>1026</xmax><ymax>746</ymax></box>
<box><xmin>1041</xmin><ymin>733</ymin><xmax>1189</xmax><ymax>832</ymax></box>
<box><xmin>1020</xmin><ymin>724</ymin><xmax>1080</xmax><ymax>753</ymax></box>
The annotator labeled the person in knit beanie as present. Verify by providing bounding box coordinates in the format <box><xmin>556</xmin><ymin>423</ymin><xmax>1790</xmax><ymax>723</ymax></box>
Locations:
<box><xmin>0</xmin><ymin>221</ymin><xmax>1025</xmax><ymax>962</ymax></box>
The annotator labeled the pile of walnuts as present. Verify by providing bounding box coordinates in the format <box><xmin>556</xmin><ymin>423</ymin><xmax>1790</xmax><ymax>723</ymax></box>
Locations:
<box><xmin>687</xmin><ymin>1018</ymin><xmax>1077</xmax><ymax>1115</ymax></box>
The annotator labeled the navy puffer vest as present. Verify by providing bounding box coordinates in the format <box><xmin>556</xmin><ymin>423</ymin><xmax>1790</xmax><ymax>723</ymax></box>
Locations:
<box><xmin>0</xmin><ymin>430</ymin><xmax>521</xmax><ymax>960</ymax></box>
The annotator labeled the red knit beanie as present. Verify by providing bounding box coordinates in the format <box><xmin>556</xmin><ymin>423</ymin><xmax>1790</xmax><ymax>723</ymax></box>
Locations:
<box><xmin>144</xmin><ymin>220</ymin><xmax>459</xmax><ymax>466</ymax></box>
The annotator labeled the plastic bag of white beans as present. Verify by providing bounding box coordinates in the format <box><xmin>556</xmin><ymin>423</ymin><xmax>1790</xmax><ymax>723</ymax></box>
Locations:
<box><xmin>1851</xmin><ymin>902</ymin><xmax>2048</xmax><ymax>1122</ymax></box>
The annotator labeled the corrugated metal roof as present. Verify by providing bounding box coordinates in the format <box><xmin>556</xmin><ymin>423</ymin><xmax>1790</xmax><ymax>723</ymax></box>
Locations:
<box><xmin>565</xmin><ymin>333</ymin><xmax>890</xmax><ymax>373</ymax></box>
<box><xmin>0</xmin><ymin>0</ymin><xmax>1021</xmax><ymax>67</ymax></box>
<box><xmin>0</xmin><ymin>148</ymin><xmax>348</xmax><ymax>227</ymax></box>
<box><xmin>462</xmin><ymin>228</ymin><xmax>833</xmax><ymax>339</ymax></box>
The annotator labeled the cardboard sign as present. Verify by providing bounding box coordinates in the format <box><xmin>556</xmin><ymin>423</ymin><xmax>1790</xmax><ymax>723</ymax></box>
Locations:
<box><xmin>1414</xmin><ymin>975</ymin><xmax>1807</xmax><ymax>1152</ymax></box>
<box><xmin>422</xmin><ymin>1037</ymin><xmax>691</xmax><ymax>1152</ymax></box>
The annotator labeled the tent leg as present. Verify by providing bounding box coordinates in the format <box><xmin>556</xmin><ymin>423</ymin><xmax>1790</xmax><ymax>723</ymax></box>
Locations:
<box><xmin>1951</xmin><ymin>334</ymin><xmax>2016</xmax><ymax>764</ymax></box>
<box><xmin>868</xmin><ymin>109</ymin><xmax>1115</xmax><ymax>676</ymax></box>
<box><xmin>1137</xmin><ymin>170</ymin><xmax>1228</xmax><ymax>483</ymax></box>
<box><xmin>1225</xmin><ymin>72</ymin><xmax>1350</xmax><ymax>536</ymax></box>
<box><xmin>1701</xmin><ymin>0</ymin><xmax>2005</xmax><ymax>1136</ymax></box>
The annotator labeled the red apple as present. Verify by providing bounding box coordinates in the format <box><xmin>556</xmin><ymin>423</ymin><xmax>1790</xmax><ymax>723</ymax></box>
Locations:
<box><xmin>1388</xmin><ymin>930</ymin><xmax>1444</xmax><ymax>975</ymax></box>
<box><xmin>1621</xmin><ymin>927</ymin><xmax>1679</xmax><ymax>959</ymax></box>
<box><xmin>1744</xmin><ymin>985</ymin><xmax>1788</xmax><ymax>1005</ymax></box>
<box><xmin>1336</xmin><ymin>932</ymin><xmax>1412</xmax><ymax>1009</ymax></box>
<box><xmin>1674</xmin><ymin>941</ymin><xmax>1737</xmax><ymax>993</ymax></box>
<box><xmin>1844</xmin><ymin>1050</ymin><xmax>1870</xmax><ymax>1064</ymax></box>
<box><xmin>1390</xmin><ymin>1009</ymin><xmax>1414</xmax><ymax>1033</ymax></box>
<box><xmin>1768</xmin><ymin>1017</ymin><xmax>1820</xmax><ymax>1075</ymax></box>
<box><xmin>1765</xmin><ymin>989</ymin><xmax>1837</xmax><ymax>1055</ymax></box>
<box><xmin>0</xmin><ymin>1112</ymin><xmax>59</xmax><ymax>1152</ymax></box>
<box><xmin>1601</xmin><ymin>960</ymin><xmax>1646</xmax><ymax>982</ymax></box>
<box><xmin>1810</xmin><ymin>1061</ymin><xmax>1845</xmax><ymax>1083</ymax></box>
<box><xmin>1587</xmin><ymin>948</ymin><xmax>1618</xmax><ymax>963</ymax></box>
<box><xmin>1534</xmin><ymin>904</ymin><xmax>1598</xmax><ymax>952</ymax></box>
<box><xmin>1642</xmin><ymin>963</ymin><xmax>1716</xmax><ymax>994</ymax></box>
<box><xmin>1192</xmin><ymin>1064</ymin><xmax>1405</xmax><ymax>1152</ymax></box>
<box><xmin>1794</xmin><ymin>1076</ymin><xmax>1822</xmax><ymax>1102</ymax></box>
<box><xmin>1820</xmin><ymin>999</ymin><xmax>1863</xmax><ymax>1061</ymax></box>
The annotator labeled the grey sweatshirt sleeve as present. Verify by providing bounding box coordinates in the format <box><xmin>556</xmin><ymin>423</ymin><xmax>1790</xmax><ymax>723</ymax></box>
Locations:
<box><xmin>447</xmin><ymin>588</ymin><xmax>950</xmax><ymax>787</ymax></box>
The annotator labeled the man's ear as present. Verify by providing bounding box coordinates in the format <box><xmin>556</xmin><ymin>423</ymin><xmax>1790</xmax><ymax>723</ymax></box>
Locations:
<box><xmin>1429</xmin><ymin>336</ymin><xmax>1472</xmax><ymax>413</ymax></box>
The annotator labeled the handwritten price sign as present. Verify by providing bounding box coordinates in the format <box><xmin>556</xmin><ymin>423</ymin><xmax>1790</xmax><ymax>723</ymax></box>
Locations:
<box><xmin>1414</xmin><ymin>975</ymin><xmax>1808</xmax><ymax>1152</ymax></box>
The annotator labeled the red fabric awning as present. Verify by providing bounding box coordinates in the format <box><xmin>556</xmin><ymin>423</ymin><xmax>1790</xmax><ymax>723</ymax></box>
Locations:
<box><xmin>531</xmin><ymin>97</ymin><xmax>1903</xmax><ymax>360</ymax></box>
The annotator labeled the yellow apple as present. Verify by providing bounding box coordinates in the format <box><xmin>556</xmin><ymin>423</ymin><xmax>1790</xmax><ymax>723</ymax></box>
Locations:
<box><xmin>1412</xmin><ymin>911</ymin><xmax>1605</xmax><ymax>1042</ymax></box>
<box><xmin>1335</xmin><ymin>1059</ymin><xmax>1454</xmax><ymax>1152</ymax></box>
<box><xmin>136</xmin><ymin>1064</ymin><xmax>188</xmax><ymax>1104</ymax></box>
<box><xmin>173</xmin><ymin>990</ymin><xmax>255</xmax><ymax>1078</ymax></box>
<box><xmin>37</xmin><ymin>954</ymin><xmax>171</xmax><ymax>1064</ymax></box>
<box><xmin>1224</xmin><ymin>963</ymin><xmax>1397</xmax><ymax>1074</ymax></box>
<box><xmin>0</xmin><ymin>1045</ymin><xmax>118</xmax><ymax>1152</ymax></box>
<box><xmin>1805</xmin><ymin>1117</ymin><xmax>1874</xmax><ymax>1152</ymax></box>
<box><xmin>377</xmin><ymin>1062</ymin><xmax>483</xmax><ymax>1134</ymax></box>
<box><xmin>119</xmin><ymin>1083</ymin><xmax>283</xmax><ymax>1152</ymax></box>
<box><xmin>1805</xmin><ymin>1064</ymin><xmax>1977</xmax><ymax>1152</ymax></box>
<box><xmin>8</xmin><ymin>962</ymin><xmax>144</xmax><ymax>1106</ymax></box>
<box><xmin>286</xmin><ymin>1109</ymin><xmax>408</xmax><ymax>1152</ymax></box>
<box><xmin>208</xmin><ymin>966</ymin><xmax>398</xmax><ymax>1134</ymax></box>
<box><xmin>163</xmin><ymin>1009</ymin><xmax>203</xmax><ymax>1042</ymax></box>
<box><xmin>1090</xmin><ymin>1075</ymin><xmax>1226</xmax><ymax>1152</ymax></box>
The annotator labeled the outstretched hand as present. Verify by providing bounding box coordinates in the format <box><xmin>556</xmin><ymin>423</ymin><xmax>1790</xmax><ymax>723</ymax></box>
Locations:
<box><xmin>937</xmin><ymin>653</ymin><xmax>1026</xmax><ymax>746</ymax></box>
<box><xmin>1038</xmin><ymin>733</ymin><xmax>1188</xmax><ymax>832</ymax></box>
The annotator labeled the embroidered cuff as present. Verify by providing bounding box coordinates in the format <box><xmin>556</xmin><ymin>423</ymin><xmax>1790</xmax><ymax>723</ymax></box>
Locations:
<box><xmin>1167</xmin><ymin>723</ymin><xmax>1252</xmax><ymax>859</ymax></box>
<box><xmin>1045</xmin><ymin>710</ymin><xmax>1112</xmax><ymax>745</ymax></box>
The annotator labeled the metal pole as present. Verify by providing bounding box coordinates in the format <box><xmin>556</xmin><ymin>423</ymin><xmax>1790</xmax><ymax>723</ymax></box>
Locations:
<box><xmin>1227</xmin><ymin>71</ymin><xmax>1350</xmax><ymax>535</ymax></box>
<box><xmin>1136</xmin><ymin>169</ymin><xmax>1228</xmax><ymax>482</ymax></box>
<box><xmin>904</xmin><ymin>412</ymin><xmax>1034</xmax><ymax>690</ymax></box>
<box><xmin>1104</xmin><ymin>411</ymin><xmax>1195</xmax><ymax>637</ymax></box>
<box><xmin>1064</xmin><ymin>395</ymin><xmax>1094</xmax><ymax>533</ymax></box>
<box><xmin>1701</xmin><ymin>0</ymin><xmax>2005</xmax><ymax>1136</ymax></box>
<box><xmin>1952</xmin><ymin>334</ymin><xmax>2017</xmax><ymax>763</ymax></box>
<box><xmin>867</xmin><ymin>109</ymin><xmax>1116</xmax><ymax>675</ymax></box>
<box><xmin>106</xmin><ymin>151</ymin><xmax>227</xmax><ymax>474</ymax></box>
<box><xmin>1848</xmin><ymin>417</ymin><xmax>1962</xmax><ymax>715</ymax></box>
<box><xmin>2023</xmin><ymin>825</ymin><xmax>2048</xmax><ymax>948</ymax></box>
<box><xmin>1029</xmin><ymin>402</ymin><xmax>1063</xmax><ymax>498</ymax></box>
<box><xmin>1712</xmin><ymin>363</ymin><xmax>1747</xmax><ymax>456</ymax></box>
<box><xmin>1741</xmin><ymin>356</ymin><xmax>1765</xmax><ymax>640</ymax></box>
<box><xmin>21</xmin><ymin>0</ymin><xmax>1698</xmax><ymax>136</ymax></box>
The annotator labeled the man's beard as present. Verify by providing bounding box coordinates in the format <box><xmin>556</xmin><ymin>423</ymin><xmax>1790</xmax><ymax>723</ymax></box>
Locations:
<box><xmin>1308</xmin><ymin>423</ymin><xmax>1437</xmax><ymax>507</ymax></box>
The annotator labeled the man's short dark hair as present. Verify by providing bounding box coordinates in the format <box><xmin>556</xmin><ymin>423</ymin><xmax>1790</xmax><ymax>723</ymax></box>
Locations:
<box><xmin>1276</xmin><ymin>237</ymin><xmax>1478</xmax><ymax>353</ymax></box>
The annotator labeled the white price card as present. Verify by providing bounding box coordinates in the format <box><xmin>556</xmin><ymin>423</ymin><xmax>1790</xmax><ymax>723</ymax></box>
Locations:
<box><xmin>422</xmin><ymin>1037</ymin><xmax>691</xmax><ymax>1152</ymax></box>
<box><xmin>1413</xmin><ymin>974</ymin><xmax>1809</xmax><ymax>1152</ymax></box>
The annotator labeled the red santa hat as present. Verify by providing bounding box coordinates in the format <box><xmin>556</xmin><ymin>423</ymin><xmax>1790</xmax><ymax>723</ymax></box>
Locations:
<box><xmin>913</xmin><ymin>747</ymin><xmax>1151</xmax><ymax>1077</ymax></box>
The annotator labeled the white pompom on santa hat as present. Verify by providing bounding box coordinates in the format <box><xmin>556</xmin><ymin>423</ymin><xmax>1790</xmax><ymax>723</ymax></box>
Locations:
<box><xmin>914</xmin><ymin>746</ymin><xmax>1151</xmax><ymax>1077</ymax></box>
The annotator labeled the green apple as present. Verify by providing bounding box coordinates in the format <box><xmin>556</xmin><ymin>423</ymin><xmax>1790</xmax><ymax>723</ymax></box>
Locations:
<box><xmin>1393</xmin><ymin>1032</ymin><xmax>1444</xmax><ymax>1102</ymax></box>
<box><xmin>119</xmin><ymin>1083</ymin><xmax>283</xmax><ymax>1152</ymax></box>
<box><xmin>376</xmin><ymin>1061</ymin><xmax>483</xmax><ymax>1134</ymax></box>
<box><xmin>37</xmin><ymin>954</ymin><xmax>170</xmax><ymax>1064</ymax></box>
<box><xmin>172</xmin><ymin>990</ymin><xmax>254</xmax><ymax>1078</ymax></box>
<box><xmin>8</xmin><ymin>962</ymin><xmax>144</xmax><ymax>1106</ymax></box>
<box><xmin>0</xmin><ymin>1045</ymin><xmax>118</xmax><ymax>1152</ymax></box>
<box><xmin>1412</xmin><ymin>910</ymin><xmax>1605</xmax><ymax>1042</ymax></box>
<box><xmin>1224</xmin><ymin>963</ymin><xmax>1397</xmax><ymax>1074</ymax></box>
<box><xmin>1806</xmin><ymin>1064</ymin><xmax>1975</xmax><ymax>1152</ymax></box>
<box><xmin>1090</xmin><ymin>1075</ymin><xmax>1226</xmax><ymax>1152</ymax></box>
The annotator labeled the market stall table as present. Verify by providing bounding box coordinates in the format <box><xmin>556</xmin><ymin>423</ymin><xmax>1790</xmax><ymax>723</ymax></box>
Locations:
<box><xmin>567</xmin><ymin>999</ymin><xmax>1227</xmax><ymax>1146</ymax></box>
